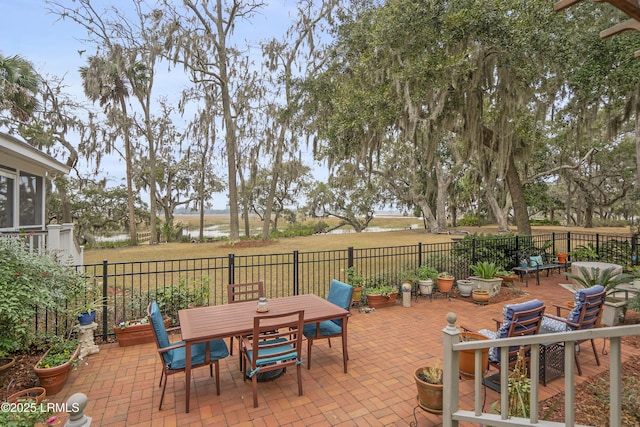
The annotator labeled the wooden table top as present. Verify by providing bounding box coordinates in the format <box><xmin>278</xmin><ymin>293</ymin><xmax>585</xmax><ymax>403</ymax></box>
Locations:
<box><xmin>178</xmin><ymin>294</ymin><xmax>349</xmax><ymax>343</ymax></box>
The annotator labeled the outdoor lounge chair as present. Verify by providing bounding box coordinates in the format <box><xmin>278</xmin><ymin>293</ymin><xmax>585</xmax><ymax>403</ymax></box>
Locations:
<box><xmin>242</xmin><ymin>309</ymin><xmax>305</xmax><ymax>408</ymax></box>
<box><xmin>147</xmin><ymin>301</ymin><xmax>229</xmax><ymax>410</ymax></box>
<box><xmin>539</xmin><ymin>285</ymin><xmax>606</xmax><ymax>375</ymax></box>
<box><xmin>303</xmin><ymin>279</ymin><xmax>353</xmax><ymax>373</ymax></box>
<box><xmin>465</xmin><ymin>299</ymin><xmax>546</xmax><ymax>371</ymax></box>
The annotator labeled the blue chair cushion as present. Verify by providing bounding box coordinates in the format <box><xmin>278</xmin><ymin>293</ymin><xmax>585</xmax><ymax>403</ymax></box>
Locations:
<box><xmin>479</xmin><ymin>299</ymin><xmax>544</xmax><ymax>363</ymax></box>
<box><xmin>326</xmin><ymin>279</ymin><xmax>353</xmax><ymax>327</ymax></box>
<box><xmin>303</xmin><ymin>320</ymin><xmax>342</xmax><ymax>338</ymax></box>
<box><xmin>568</xmin><ymin>285</ymin><xmax>604</xmax><ymax>323</ymax></box>
<box><xmin>496</xmin><ymin>299</ymin><xmax>544</xmax><ymax>338</ymax></box>
<box><xmin>149</xmin><ymin>301</ymin><xmax>172</xmax><ymax>364</ymax></box>
<box><xmin>529</xmin><ymin>255</ymin><xmax>543</xmax><ymax>267</ymax></box>
<box><xmin>167</xmin><ymin>339</ymin><xmax>229</xmax><ymax>370</ymax></box>
<box><xmin>246</xmin><ymin>338</ymin><xmax>296</xmax><ymax>368</ymax></box>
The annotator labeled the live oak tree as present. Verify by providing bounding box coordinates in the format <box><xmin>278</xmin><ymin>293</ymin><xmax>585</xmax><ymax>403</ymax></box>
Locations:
<box><xmin>158</xmin><ymin>0</ymin><xmax>266</xmax><ymax>242</ymax></box>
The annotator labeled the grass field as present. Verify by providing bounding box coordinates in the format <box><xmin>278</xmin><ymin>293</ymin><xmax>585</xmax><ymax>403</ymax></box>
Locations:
<box><xmin>83</xmin><ymin>214</ymin><xmax>631</xmax><ymax>264</ymax></box>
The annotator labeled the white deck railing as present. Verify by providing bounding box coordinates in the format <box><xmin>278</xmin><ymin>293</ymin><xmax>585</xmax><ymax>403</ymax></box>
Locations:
<box><xmin>2</xmin><ymin>224</ymin><xmax>83</xmax><ymax>266</ymax></box>
<box><xmin>442</xmin><ymin>312</ymin><xmax>640</xmax><ymax>427</ymax></box>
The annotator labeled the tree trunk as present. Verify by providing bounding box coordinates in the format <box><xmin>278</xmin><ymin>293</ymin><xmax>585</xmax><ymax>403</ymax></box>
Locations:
<box><xmin>215</xmin><ymin>0</ymin><xmax>240</xmax><ymax>242</ymax></box>
<box><xmin>485</xmin><ymin>187</ymin><xmax>510</xmax><ymax>232</ymax></box>
<box><xmin>505</xmin><ymin>152</ymin><xmax>531</xmax><ymax>235</ymax></box>
<box><xmin>119</xmin><ymin>99</ymin><xmax>137</xmax><ymax>246</ymax></box>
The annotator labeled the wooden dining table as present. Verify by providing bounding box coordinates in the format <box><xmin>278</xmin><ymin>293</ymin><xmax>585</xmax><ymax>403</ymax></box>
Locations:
<box><xmin>178</xmin><ymin>293</ymin><xmax>350</xmax><ymax>413</ymax></box>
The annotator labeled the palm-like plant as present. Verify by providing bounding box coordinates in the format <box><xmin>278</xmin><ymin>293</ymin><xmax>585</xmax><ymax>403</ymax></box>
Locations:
<box><xmin>80</xmin><ymin>52</ymin><xmax>148</xmax><ymax>245</ymax></box>
<box><xmin>565</xmin><ymin>266</ymin><xmax>631</xmax><ymax>294</ymax></box>
<box><xmin>0</xmin><ymin>54</ymin><xmax>40</xmax><ymax>121</ymax></box>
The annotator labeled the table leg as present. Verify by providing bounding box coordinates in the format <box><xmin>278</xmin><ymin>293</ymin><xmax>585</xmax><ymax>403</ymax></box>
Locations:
<box><xmin>342</xmin><ymin>317</ymin><xmax>349</xmax><ymax>373</ymax></box>
<box><xmin>185</xmin><ymin>343</ymin><xmax>191</xmax><ymax>413</ymax></box>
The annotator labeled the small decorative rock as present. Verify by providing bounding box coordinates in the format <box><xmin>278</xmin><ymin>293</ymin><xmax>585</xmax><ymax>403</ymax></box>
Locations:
<box><xmin>65</xmin><ymin>392</ymin><xmax>91</xmax><ymax>426</ymax></box>
<box><xmin>76</xmin><ymin>322</ymin><xmax>99</xmax><ymax>359</ymax></box>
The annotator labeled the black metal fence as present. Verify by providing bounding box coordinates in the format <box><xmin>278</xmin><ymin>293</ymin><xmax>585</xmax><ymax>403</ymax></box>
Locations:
<box><xmin>61</xmin><ymin>231</ymin><xmax>638</xmax><ymax>341</ymax></box>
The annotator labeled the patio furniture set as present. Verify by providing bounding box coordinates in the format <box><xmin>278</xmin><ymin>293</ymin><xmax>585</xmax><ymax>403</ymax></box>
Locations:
<box><xmin>148</xmin><ymin>279</ymin><xmax>353</xmax><ymax>413</ymax></box>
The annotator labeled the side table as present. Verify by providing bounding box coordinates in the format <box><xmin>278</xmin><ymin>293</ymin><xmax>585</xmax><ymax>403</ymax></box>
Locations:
<box><xmin>539</xmin><ymin>342</ymin><xmax>564</xmax><ymax>386</ymax></box>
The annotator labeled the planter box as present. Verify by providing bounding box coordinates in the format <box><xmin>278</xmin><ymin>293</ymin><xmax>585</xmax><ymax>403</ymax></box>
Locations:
<box><xmin>114</xmin><ymin>318</ymin><xmax>170</xmax><ymax>347</ymax></box>
<box><xmin>470</xmin><ymin>277</ymin><xmax>502</xmax><ymax>297</ymax></box>
<box><xmin>34</xmin><ymin>346</ymin><xmax>80</xmax><ymax>395</ymax></box>
<box><xmin>601</xmin><ymin>298</ymin><xmax>627</xmax><ymax>327</ymax></box>
<box><xmin>365</xmin><ymin>292</ymin><xmax>398</xmax><ymax>309</ymax></box>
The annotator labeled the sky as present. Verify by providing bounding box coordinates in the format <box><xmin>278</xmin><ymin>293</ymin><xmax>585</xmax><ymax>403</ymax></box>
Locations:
<box><xmin>1</xmin><ymin>0</ymin><xmax>325</xmax><ymax>210</ymax></box>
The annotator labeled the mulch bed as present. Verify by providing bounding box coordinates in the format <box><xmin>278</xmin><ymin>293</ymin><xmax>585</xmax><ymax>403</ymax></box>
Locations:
<box><xmin>539</xmin><ymin>310</ymin><xmax>640</xmax><ymax>426</ymax></box>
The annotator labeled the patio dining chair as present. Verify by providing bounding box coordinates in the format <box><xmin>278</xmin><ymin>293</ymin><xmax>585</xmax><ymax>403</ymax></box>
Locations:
<box><xmin>464</xmin><ymin>299</ymin><xmax>546</xmax><ymax>372</ymax></box>
<box><xmin>242</xmin><ymin>309</ymin><xmax>304</xmax><ymax>408</ymax></box>
<box><xmin>539</xmin><ymin>285</ymin><xmax>606</xmax><ymax>376</ymax></box>
<box><xmin>303</xmin><ymin>279</ymin><xmax>353</xmax><ymax>373</ymax></box>
<box><xmin>147</xmin><ymin>301</ymin><xmax>229</xmax><ymax>410</ymax></box>
<box><xmin>227</xmin><ymin>281</ymin><xmax>265</xmax><ymax>370</ymax></box>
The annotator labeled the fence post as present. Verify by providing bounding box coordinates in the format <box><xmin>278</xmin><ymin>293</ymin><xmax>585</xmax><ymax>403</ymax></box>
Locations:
<box><xmin>552</xmin><ymin>232</ymin><xmax>556</xmax><ymax>255</ymax></box>
<box><xmin>596</xmin><ymin>233</ymin><xmax>600</xmax><ymax>254</ymax></box>
<box><xmin>347</xmin><ymin>247</ymin><xmax>354</xmax><ymax>268</ymax></box>
<box><xmin>418</xmin><ymin>242</ymin><xmax>423</xmax><ymax>267</ymax></box>
<box><xmin>293</xmin><ymin>250</ymin><xmax>299</xmax><ymax>296</ymax></box>
<box><xmin>632</xmin><ymin>235</ymin><xmax>637</xmax><ymax>266</ymax></box>
<box><xmin>567</xmin><ymin>231</ymin><xmax>572</xmax><ymax>258</ymax></box>
<box><xmin>228</xmin><ymin>254</ymin><xmax>235</xmax><ymax>284</ymax></box>
<box><xmin>102</xmin><ymin>260</ymin><xmax>108</xmax><ymax>341</ymax></box>
<box><xmin>442</xmin><ymin>312</ymin><xmax>460</xmax><ymax>427</ymax></box>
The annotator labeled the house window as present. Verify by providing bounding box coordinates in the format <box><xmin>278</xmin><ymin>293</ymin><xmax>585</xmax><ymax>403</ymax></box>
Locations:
<box><xmin>0</xmin><ymin>173</ymin><xmax>15</xmax><ymax>229</ymax></box>
<box><xmin>19</xmin><ymin>172</ymin><xmax>43</xmax><ymax>227</ymax></box>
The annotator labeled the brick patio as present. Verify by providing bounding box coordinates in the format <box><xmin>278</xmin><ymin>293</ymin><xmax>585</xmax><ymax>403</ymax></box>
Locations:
<box><xmin>51</xmin><ymin>274</ymin><xmax>640</xmax><ymax>426</ymax></box>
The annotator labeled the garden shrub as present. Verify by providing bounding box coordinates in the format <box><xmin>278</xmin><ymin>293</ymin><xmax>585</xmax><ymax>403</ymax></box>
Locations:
<box><xmin>0</xmin><ymin>237</ymin><xmax>88</xmax><ymax>356</ymax></box>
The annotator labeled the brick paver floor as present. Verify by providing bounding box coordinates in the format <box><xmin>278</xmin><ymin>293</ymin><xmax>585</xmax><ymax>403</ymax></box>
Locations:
<box><xmin>50</xmin><ymin>273</ymin><xmax>640</xmax><ymax>426</ymax></box>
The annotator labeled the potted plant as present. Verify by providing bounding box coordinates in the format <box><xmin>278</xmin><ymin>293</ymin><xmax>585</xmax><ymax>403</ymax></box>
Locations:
<box><xmin>456</xmin><ymin>278</ymin><xmax>474</xmax><ymax>297</ymax></box>
<box><xmin>416</xmin><ymin>265</ymin><xmax>438</xmax><ymax>296</ymax></box>
<box><xmin>345</xmin><ymin>266</ymin><xmax>365</xmax><ymax>305</ymax></box>
<box><xmin>436</xmin><ymin>272</ymin><xmax>455</xmax><ymax>294</ymax></box>
<box><xmin>75</xmin><ymin>300</ymin><xmax>103</xmax><ymax>326</ymax></box>
<box><xmin>469</xmin><ymin>261</ymin><xmax>502</xmax><ymax>297</ymax></box>
<box><xmin>363</xmin><ymin>276</ymin><xmax>398</xmax><ymax>309</ymax></box>
<box><xmin>413</xmin><ymin>361</ymin><xmax>443</xmax><ymax>414</ymax></box>
<box><xmin>471</xmin><ymin>284</ymin><xmax>490</xmax><ymax>304</ymax></box>
<box><xmin>458</xmin><ymin>332</ymin><xmax>489</xmax><ymax>380</ymax></box>
<box><xmin>496</xmin><ymin>269</ymin><xmax>518</xmax><ymax>284</ymax></box>
<box><xmin>114</xmin><ymin>315</ymin><xmax>170</xmax><ymax>347</ymax></box>
<box><xmin>33</xmin><ymin>336</ymin><xmax>80</xmax><ymax>395</ymax></box>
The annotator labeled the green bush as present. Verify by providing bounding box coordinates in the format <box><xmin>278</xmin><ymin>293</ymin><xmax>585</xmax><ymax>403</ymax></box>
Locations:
<box><xmin>0</xmin><ymin>237</ymin><xmax>89</xmax><ymax>356</ymax></box>
<box><xmin>155</xmin><ymin>276</ymin><xmax>210</xmax><ymax>323</ymax></box>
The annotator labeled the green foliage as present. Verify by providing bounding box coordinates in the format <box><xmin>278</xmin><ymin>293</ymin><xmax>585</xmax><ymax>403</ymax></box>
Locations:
<box><xmin>508</xmin><ymin>350</ymin><xmax>531</xmax><ymax>418</ymax></box>
<box><xmin>37</xmin><ymin>337</ymin><xmax>78</xmax><ymax>368</ymax></box>
<box><xmin>0</xmin><ymin>400</ymin><xmax>52</xmax><ymax>427</ymax></box>
<box><xmin>155</xmin><ymin>276</ymin><xmax>210</xmax><ymax>322</ymax></box>
<box><xmin>269</xmin><ymin>221</ymin><xmax>322</xmax><ymax>238</ymax></box>
<box><xmin>470</xmin><ymin>261</ymin><xmax>500</xmax><ymax>279</ymax></box>
<box><xmin>416</xmin><ymin>265</ymin><xmax>438</xmax><ymax>281</ymax></box>
<box><xmin>454</xmin><ymin>233</ymin><xmax>516</xmax><ymax>270</ymax></box>
<box><xmin>569</xmin><ymin>243</ymin><xmax>599</xmax><ymax>261</ymax></box>
<box><xmin>0</xmin><ymin>237</ymin><xmax>89</xmax><ymax>356</ymax></box>
<box><xmin>626</xmin><ymin>295</ymin><xmax>640</xmax><ymax>312</ymax></box>
<box><xmin>564</xmin><ymin>266</ymin><xmax>631</xmax><ymax>293</ymax></box>
<box><xmin>598</xmin><ymin>240</ymin><xmax>633</xmax><ymax>266</ymax></box>
<box><xmin>418</xmin><ymin>361</ymin><xmax>443</xmax><ymax>385</ymax></box>
<box><xmin>345</xmin><ymin>266</ymin><xmax>366</xmax><ymax>287</ymax></box>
